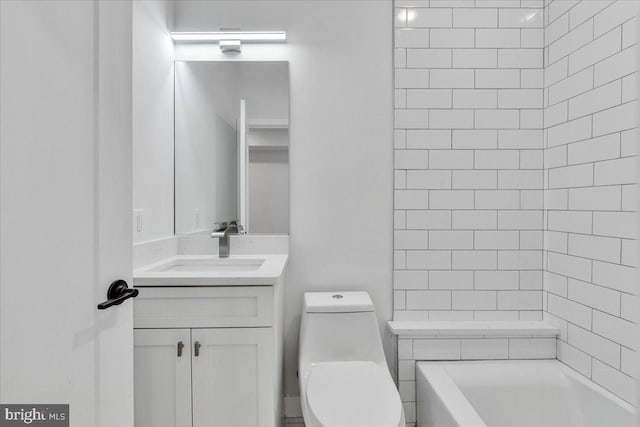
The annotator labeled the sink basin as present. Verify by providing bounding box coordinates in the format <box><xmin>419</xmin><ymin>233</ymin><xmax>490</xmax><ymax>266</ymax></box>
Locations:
<box><xmin>133</xmin><ymin>254</ymin><xmax>288</xmax><ymax>286</ymax></box>
<box><xmin>151</xmin><ymin>257</ymin><xmax>265</xmax><ymax>273</ymax></box>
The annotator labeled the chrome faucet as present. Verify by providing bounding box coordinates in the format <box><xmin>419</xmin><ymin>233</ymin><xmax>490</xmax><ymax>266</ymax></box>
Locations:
<box><xmin>210</xmin><ymin>221</ymin><xmax>244</xmax><ymax>258</ymax></box>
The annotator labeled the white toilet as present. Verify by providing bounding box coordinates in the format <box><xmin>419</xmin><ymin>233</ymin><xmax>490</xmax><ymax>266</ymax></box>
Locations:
<box><xmin>298</xmin><ymin>291</ymin><xmax>405</xmax><ymax>427</ymax></box>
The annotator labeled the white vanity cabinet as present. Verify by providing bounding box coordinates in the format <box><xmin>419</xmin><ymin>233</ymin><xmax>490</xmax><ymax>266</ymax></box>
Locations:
<box><xmin>134</xmin><ymin>328</ymin><xmax>193</xmax><ymax>427</ymax></box>
<box><xmin>191</xmin><ymin>327</ymin><xmax>274</xmax><ymax>427</ymax></box>
<box><xmin>133</xmin><ymin>284</ymin><xmax>284</xmax><ymax>427</ymax></box>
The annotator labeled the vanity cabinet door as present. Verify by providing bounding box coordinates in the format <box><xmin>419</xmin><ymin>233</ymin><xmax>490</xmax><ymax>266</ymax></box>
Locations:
<box><xmin>134</xmin><ymin>329</ymin><xmax>193</xmax><ymax>427</ymax></box>
<box><xmin>191</xmin><ymin>328</ymin><xmax>275</xmax><ymax>427</ymax></box>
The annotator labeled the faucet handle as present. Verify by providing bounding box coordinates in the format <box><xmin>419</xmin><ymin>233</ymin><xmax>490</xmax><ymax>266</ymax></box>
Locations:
<box><xmin>213</xmin><ymin>221</ymin><xmax>228</xmax><ymax>232</ymax></box>
<box><xmin>228</xmin><ymin>220</ymin><xmax>245</xmax><ymax>234</ymax></box>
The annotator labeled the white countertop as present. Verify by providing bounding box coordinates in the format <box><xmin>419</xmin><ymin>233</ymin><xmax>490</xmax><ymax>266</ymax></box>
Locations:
<box><xmin>133</xmin><ymin>254</ymin><xmax>288</xmax><ymax>286</ymax></box>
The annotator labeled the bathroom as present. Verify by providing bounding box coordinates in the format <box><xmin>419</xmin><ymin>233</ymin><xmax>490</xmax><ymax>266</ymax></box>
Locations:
<box><xmin>0</xmin><ymin>0</ymin><xmax>638</xmax><ymax>426</ymax></box>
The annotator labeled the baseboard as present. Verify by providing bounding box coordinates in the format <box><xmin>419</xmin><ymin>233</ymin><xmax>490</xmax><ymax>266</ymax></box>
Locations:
<box><xmin>284</xmin><ymin>395</ymin><xmax>303</xmax><ymax>418</ymax></box>
<box><xmin>284</xmin><ymin>417</ymin><xmax>305</xmax><ymax>427</ymax></box>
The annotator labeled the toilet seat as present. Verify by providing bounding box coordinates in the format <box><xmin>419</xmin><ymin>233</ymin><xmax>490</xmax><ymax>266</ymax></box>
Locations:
<box><xmin>305</xmin><ymin>361</ymin><xmax>403</xmax><ymax>427</ymax></box>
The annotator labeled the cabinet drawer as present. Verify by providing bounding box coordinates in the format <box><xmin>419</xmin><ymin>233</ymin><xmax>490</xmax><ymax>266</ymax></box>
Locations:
<box><xmin>134</xmin><ymin>286</ymin><xmax>273</xmax><ymax>328</ymax></box>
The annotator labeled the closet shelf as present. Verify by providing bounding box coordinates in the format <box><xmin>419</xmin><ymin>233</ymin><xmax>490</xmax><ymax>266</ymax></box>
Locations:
<box><xmin>247</xmin><ymin>118</ymin><xmax>289</xmax><ymax>129</ymax></box>
<box><xmin>248</xmin><ymin>144</ymin><xmax>289</xmax><ymax>151</ymax></box>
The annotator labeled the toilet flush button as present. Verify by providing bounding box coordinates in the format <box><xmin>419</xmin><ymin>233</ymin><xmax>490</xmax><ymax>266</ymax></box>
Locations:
<box><xmin>304</xmin><ymin>291</ymin><xmax>374</xmax><ymax>312</ymax></box>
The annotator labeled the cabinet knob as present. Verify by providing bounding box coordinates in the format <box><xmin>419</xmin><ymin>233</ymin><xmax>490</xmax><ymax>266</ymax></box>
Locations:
<box><xmin>194</xmin><ymin>341</ymin><xmax>201</xmax><ymax>357</ymax></box>
<box><xmin>177</xmin><ymin>341</ymin><xmax>184</xmax><ymax>357</ymax></box>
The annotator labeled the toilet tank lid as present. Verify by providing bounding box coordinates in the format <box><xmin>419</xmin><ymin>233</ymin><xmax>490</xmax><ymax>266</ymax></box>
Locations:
<box><xmin>303</xmin><ymin>291</ymin><xmax>374</xmax><ymax>313</ymax></box>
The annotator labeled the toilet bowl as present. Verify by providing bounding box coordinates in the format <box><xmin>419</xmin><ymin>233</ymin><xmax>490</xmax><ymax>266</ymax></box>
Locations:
<box><xmin>298</xmin><ymin>291</ymin><xmax>405</xmax><ymax>427</ymax></box>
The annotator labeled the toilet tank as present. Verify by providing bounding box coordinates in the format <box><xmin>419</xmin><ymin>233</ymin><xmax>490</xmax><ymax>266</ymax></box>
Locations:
<box><xmin>298</xmin><ymin>292</ymin><xmax>386</xmax><ymax>368</ymax></box>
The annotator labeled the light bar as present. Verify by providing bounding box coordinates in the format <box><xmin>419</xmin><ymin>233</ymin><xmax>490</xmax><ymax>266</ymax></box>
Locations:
<box><xmin>170</xmin><ymin>31</ymin><xmax>287</xmax><ymax>43</ymax></box>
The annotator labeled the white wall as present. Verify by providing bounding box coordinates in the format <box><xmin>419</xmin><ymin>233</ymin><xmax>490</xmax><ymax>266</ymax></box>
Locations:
<box><xmin>238</xmin><ymin>62</ymin><xmax>289</xmax><ymax>121</ymax></box>
<box><xmin>176</xmin><ymin>61</ymin><xmax>239</xmax><ymax>126</ymax></box>
<box><xmin>542</xmin><ymin>0</ymin><xmax>639</xmax><ymax>405</ymax></box>
<box><xmin>249</xmin><ymin>130</ymin><xmax>290</xmax><ymax>234</ymax></box>
<box><xmin>174</xmin><ymin>61</ymin><xmax>238</xmax><ymax>233</ymax></box>
<box><xmin>174</xmin><ymin>0</ymin><xmax>393</xmax><ymax>397</ymax></box>
<box><xmin>133</xmin><ymin>1</ymin><xmax>175</xmax><ymax>242</ymax></box>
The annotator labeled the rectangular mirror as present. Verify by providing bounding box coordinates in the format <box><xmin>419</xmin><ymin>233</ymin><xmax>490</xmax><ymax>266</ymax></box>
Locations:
<box><xmin>174</xmin><ymin>61</ymin><xmax>289</xmax><ymax>235</ymax></box>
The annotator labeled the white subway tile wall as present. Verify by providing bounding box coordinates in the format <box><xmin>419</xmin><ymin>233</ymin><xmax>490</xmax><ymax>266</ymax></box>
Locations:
<box><xmin>394</xmin><ymin>1</ymin><xmax>545</xmax><ymax>323</ymax></box>
<box><xmin>394</xmin><ymin>4</ymin><xmax>547</xmax><ymax>424</ymax></box>
<box><xmin>394</xmin><ymin>1</ymin><xmax>638</xmax><ymax>423</ymax></box>
<box><xmin>542</xmin><ymin>0</ymin><xmax>639</xmax><ymax>405</ymax></box>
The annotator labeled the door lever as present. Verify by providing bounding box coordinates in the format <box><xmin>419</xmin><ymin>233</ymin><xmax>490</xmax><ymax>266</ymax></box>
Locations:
<box><xmin>97</xmin><ymin>280</ymin><xmax>138</xmax><ymax>310</ymax></box>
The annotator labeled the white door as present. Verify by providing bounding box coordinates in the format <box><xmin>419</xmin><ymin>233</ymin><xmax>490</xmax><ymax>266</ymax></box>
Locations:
<box><xmin>134</xmin><ymin>329</ymin><xmax>192</xmax><ymax>427</ymax></box>
<box><xmin>238</xmin><ymin>99</ymin><xmax>249</xmax><ymax>231</ymax></box>
<box><xmin>191</xmin><ymin>328</ymin><xmax>274</xmax><ymax>427</ymax></box>
<box><xmin>0</xmin><ymin>2</ymin><xmax>134</xmax><ymax>426</ymax></box>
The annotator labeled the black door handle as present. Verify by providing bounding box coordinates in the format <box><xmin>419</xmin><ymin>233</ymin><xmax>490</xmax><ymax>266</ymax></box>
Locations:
<box><xmin>97</xmin><ymin>280</ymin><xmax>139</xmax><ymax>310</ymax></box>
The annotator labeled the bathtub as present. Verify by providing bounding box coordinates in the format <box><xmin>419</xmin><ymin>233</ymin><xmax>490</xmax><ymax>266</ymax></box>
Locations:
<box><xmin>416</xmin><ymin>360</ymin><xmax>636</xmax><ymax>427</ymax></box>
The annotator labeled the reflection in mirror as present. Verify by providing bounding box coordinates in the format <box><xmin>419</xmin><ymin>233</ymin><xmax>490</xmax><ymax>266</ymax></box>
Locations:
<box><xmin>174</xmin><ymin>61</ymin><xmax>289</xmax><ymax>235</ymax></box>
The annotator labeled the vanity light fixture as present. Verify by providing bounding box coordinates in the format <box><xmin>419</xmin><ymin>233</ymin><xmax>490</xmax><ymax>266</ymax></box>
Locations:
<box><xmin>170</xmin><ymin>31</ymin><xmax>287</xmax><ymax>53</ymax></box>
